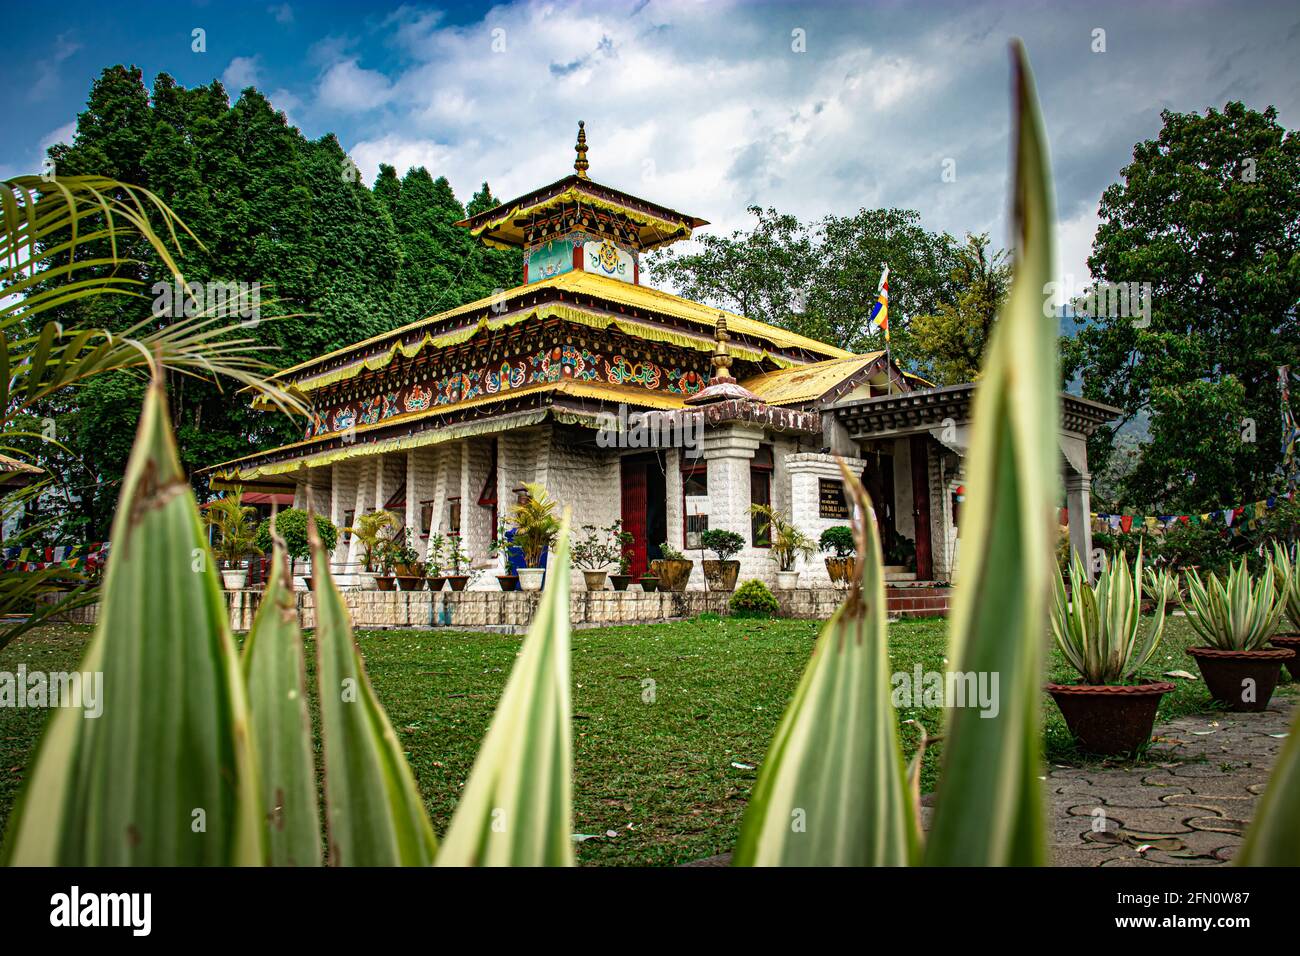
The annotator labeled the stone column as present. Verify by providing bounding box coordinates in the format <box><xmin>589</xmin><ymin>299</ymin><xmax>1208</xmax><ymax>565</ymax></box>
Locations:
<box><xmin>1065</xmin><ymin>469</ymin><xmax>1094</xmax><ymax>581</ymax></box>
<box><xmin>785</xmin><ymin>452</ymin><xmax>868</xmax><ymax>587</ymax></box>
<box><xmin>701</xmin><ymin>424</ymin><xmax>764</xmax><ymax>588</ymax></box>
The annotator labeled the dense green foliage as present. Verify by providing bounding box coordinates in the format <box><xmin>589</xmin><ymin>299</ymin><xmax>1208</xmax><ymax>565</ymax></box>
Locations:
<box><xmin>910</xmin><ymin>234</ymin><xmax>1012</xmax><ymax>385</ymax></box>
<box><xmin>729</xmin><ymin>579</ymin><xmax>780</xmax><ymax>617</ymax></box>
<box><xmin>1064</xmin><ymin>102</ymin><xmax>1300</xmax><ymax>512</ymax></box>
<box><xmin>648</xmin><ymin>206</ymin><xmax>998</xmax><ymax>374</ymax></box>
<box><xmin>254</xmin><ymin>508</ymin><xmax>337</xmax><ymax>565</ymax></box>
<box><xmin>17</xmin><ymin>66</ymin><xmax>519</xmax><ymax>541</ymax></box>
<box><xmin>817</xmin><ymin>525</ymin><xmax>855</xmax><ymax>557</ymax></box>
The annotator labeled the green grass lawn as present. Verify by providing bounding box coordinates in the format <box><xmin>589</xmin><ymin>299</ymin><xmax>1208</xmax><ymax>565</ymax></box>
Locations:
<box><xmin>1</xmin><ymin>614</ymin><xmax>1293</xmax><ymax>866</ymax></box>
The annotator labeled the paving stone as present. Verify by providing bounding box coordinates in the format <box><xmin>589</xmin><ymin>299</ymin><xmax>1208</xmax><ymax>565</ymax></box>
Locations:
<box><xmin>1185</xmin><ymin>815</ymin><xmax>1248</xmax><ymax>836</ymax></box>
<box><xmin>1100</xmin><ymin>786</ymin><xmax>1192</xmax><ymax>808</ymax></box>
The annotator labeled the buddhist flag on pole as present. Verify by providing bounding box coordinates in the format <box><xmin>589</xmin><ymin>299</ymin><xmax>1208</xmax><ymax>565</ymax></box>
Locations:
<box><xmin>870</xmin><ymin>264</ymin><xmax>890</xmax><ymax>341</ymax></box>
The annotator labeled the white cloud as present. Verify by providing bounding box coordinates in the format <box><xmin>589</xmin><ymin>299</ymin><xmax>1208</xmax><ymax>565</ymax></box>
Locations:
<box><xmin>318</xmin><ymin>58</ymin><xmax>396</xmax><ymax>112</ymax></box>
<box><xmin>350</xmin><ymin>136</ymin><xmax>454</xmax><ymax>186</ymax></box>
<box><xmin>222</xmin><ymin>56</ymin><xmax>263</xmax><ymax>92</ymax></box>
<box><xmin>31</xmin><ymin>33</ymin><xmax>81</xmax><ymax>101</ymax></box>
<box><xmin>269</xmin><ymin>3</ymin><xmax>293</xmax><ymax>24</ymax></box>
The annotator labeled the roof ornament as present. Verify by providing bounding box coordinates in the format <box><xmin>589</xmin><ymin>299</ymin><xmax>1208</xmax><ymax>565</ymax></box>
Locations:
<box><xmin>683</xmin><ymin>314</ymin><xmax>762</xmax><ymax>406</ymax></box>
<box><xmin>574</xmin><ymin>120</ymin><xmax>590</xmax><ymax>179</ymax></box>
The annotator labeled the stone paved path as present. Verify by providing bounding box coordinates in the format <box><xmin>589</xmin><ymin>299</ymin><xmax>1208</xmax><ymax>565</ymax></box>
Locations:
<box><xmin>1048</xmin><ymin>697</ymin><xmax>1295</xmax><ymax>867</ymax></box>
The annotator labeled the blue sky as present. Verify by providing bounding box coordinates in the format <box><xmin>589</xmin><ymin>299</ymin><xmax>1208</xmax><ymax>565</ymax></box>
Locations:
<box><xmin>6</xmin><ymin>0</ymin><xmax>1299</xmax><ymax>291</ymax></box>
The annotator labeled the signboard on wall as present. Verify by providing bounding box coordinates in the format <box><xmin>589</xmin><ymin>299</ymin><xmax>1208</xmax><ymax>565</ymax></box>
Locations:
<box><xmin>819</xmin><ymin>479</ymin><xmax>850</xmax><ymax>519</ymax></box>
<box><xmin>583</xmin><ymin>238</ymin><xmax>634</xmax><ymax>283</ymax></box>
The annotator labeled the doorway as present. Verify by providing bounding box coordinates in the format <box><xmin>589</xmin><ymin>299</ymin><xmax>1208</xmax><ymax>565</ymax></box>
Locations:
<box><xmin>620</xmin><ymin>453</ymin><xmax>667</xmax><ymax>578</ymax></box>
<box><xmin>860</xmin><ymin>451</ymin><xmax>896</xmax><ymax>555</ymax></box>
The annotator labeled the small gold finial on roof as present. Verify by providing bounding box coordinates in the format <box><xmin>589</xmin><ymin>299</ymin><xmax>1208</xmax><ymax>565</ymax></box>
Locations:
<box><xmin>574</xmin><ymin>120</ymin><xmax>590</xmax><ymax>179</ymax></box>
<box><xmin>711</xmin><ymin>316</ymin><xmax>733</xmax><ymax>381</ymax></box>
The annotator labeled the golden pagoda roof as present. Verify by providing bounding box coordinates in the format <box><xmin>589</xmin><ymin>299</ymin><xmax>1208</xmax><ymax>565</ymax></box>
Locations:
<box><xmin>741</xmin><ymin>355</ymin><xmax>884</xmax><ymax>406</ymax></box>
<box><xmin>261</xmin><ymin>271</ymin><xmax>854</xmax><ymax>396</ymax></box>
<box><xmin>205</xmin><ymin>378</ymin><xmax>688</xmax><ymax>484</ymax></box>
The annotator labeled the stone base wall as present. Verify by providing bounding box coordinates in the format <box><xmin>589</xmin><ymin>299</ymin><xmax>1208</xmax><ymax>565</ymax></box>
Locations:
<box><xmin>53</xmin><ymin>586</ymin><xmax>951</xmax><ymax>633</ymax></box>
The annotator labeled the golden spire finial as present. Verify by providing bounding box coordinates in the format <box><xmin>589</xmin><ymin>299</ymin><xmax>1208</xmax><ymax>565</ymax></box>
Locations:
<box><xmin>711</xmin><ymin>316</ymin><xmax>733</xmax><ymax>380</ymax></box>
<box><xmin>574</xmin><ymin>120</ymin><xmax>590</xmax><ymax>179</ymax></box>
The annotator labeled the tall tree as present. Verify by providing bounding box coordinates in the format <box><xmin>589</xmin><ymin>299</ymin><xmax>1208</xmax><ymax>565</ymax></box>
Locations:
<box><xmin>910</xmin><ymin>234</ymin><xmax>1011</xmax><ymax>385</ymax></box>
<box><xmin>1064</xmin><ymin>102</ymin><xmax>1300</xmax><ymax>511</ymax></box>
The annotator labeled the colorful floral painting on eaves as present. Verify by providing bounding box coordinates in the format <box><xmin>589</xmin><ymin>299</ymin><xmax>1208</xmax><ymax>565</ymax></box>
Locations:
<box><xmin>306</xmin><ymin>344</ymin><xmax>708</xmax><ymax>438</ymax></box>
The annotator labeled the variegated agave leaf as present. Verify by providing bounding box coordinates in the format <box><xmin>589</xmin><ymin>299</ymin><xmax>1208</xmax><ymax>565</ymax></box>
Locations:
<box><xmin>2</xmin><ymin>376</ymin><xmax>261</xmax><ymax>865</ymax></box>
<box><xmin>312</xmin><ymin>517</ymin><xmax>438</xmax><ymax>866</ymax></box>
<box><xmin>242</xmin><ymin>541</ymin><xmax>322</xmax><ymax>866</ymax></box>
<box><xmin>1238</xmin><ymin>706</ymin><xmax>1300</xmax><ymax>865</ymax></box>
<box><xmin>436</xmin><ymin>512</ymin><xmax>574</xmax><ymax>867</ymax></box>
<box><xmin>923</xmin><ymin>40</ymin><xmax>1055</xmax><ymax>867</ymax></box>
<box><xmin>733</xmin><ymin>464</ymin><xmax>918</xmax><ymax>866</ymax></box>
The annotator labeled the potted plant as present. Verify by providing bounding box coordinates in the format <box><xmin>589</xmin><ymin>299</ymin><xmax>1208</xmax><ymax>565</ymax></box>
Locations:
<box><xmin>425</xmin><ymin>533</ymin><xmax>446</xmax><ymax>592</ymax></box>
<box><xmin>572</xmin><ymin>521</ymin><xmax>627</xmax><ymax>591</ymax></box>
<box><xmin>204</xmin><ymin>490</ymin><xmax>260</xmax><ymax>590</ymax></box>
<box><xmin>1046</xmin><ymin>548</ymin><xmax>1175</xmax><ymax>755</ymax></box>
<box><xmin>507</xmin><ymin>482</ymin><xmax>560</xmax><ymax>591</ymax></box>
<box><xmin>819</xmin><ymin>525</ymin><xmax>855</xmax><ymax>587</ymax></box>
<box><xmin>255</xmin><ymin>508</ymin><xmax>338</xmax><ymax>590</ymax></box>
<box><xmin>609</xmin><ymin>534</ymin><xmax>634</xmax><ymax>592</ymax></box>
<box><xmin>1180</xmin><ymin>556</ymin><xmax>1292</xmax><ymax>711</ymax></box>
<box><xmin>443</xmin><ymin>534</ymin><xmax>472</xmax><ymax>591</ymax></box>
<box><xmin>654</xmin><ymin>540</ymin><xmax>694</xmax><ymax>592</ymax></box>
<box><xmin>750</xmin><ymin>504</ymin><xmax>814</xmax><ymax>589</ymax></box>
<box><xmin>700</xmin><ymin>528</ymin><xmax>744</xmax><ymax>592</ymax></box>
<box><xmin>1141</xmin><ymin>565</ymin><xmax>1180</xmax><ymax>614</ymax></box>
<box><xmin>1269</xmin><ymin>543</ymin><xmax>1300</xmax><ymax>679</ymax></box>
<box><xmin>387</xmin><ymin>529</ymin><xmax>424</xmax><ymax>591</ymax></box>
<box><xmin>489</xmin><ymin>522</ymin><xmax>519</xmax><ymax>591</ymax></box>
<box><xmin>345</xmin><ymin>510</ymin><xmax>397</xmax><ymax>590</ymax></box>
<box><xmin>639</xmin><ymin>572</ymin><xmax>659</xmax><ymax>592</ymax></box>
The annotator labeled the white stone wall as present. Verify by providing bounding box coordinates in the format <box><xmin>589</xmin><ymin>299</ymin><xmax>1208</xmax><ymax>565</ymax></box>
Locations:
<box><xmin>786</xmin><ymin>452</ymin><xmax>867</xmax><ymax>588</ymax></box>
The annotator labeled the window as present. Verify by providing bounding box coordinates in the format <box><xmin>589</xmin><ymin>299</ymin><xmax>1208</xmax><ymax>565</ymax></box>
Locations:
<box><xmin>751</xmin><ymin>444</ymin><xmax>773</xmax><ymax>547</ymax></box>
<box><xmin>681</xmin><ymin>461</ymin><xmax>708</xmax><ymax>549</ymax></box>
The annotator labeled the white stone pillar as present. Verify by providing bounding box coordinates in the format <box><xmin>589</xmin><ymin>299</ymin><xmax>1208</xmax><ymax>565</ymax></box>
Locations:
<box><xmin>701</xmin><ymin>424</ymin><xmax>764</xmax><ymax>588</ymax></box>
<box><xmin>1066</xmin><ymin>470</ymin><xmax>1094</xmax><ymax>582</ymax></box>
<box><xmin>785</xmin><ymin>453</ymin><xmax>868</xmax><ymax>587</ymax></box>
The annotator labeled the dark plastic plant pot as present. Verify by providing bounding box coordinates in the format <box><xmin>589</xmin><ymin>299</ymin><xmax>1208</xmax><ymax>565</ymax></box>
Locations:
<box><xmin>426</xmin><ymin>576</ymin><xmax>446</xmax><ymax>592</ymax></box>
<box><xmin>1271</xmin><ymin>634</ymin><xmax>1300</xmax><ymax>680</ymax></box>
<box><xmin>639</xmin><ymin>576</ymin><xmax>659</xmax><ymax>593</ymax></box>
<box><xmin>609</xmin><ymin>575</ymin><xmax>632</xmax><ymax>592</ymax></box>
<box><xmin>1187</xmin><ymin>646</ymin><xmax>1295</xmax><ymax>712</ymax></box>
<box><xmin>496</xmin><ymin>574</ymin><xmax>519</xmax><ymax>592</ymax></box>
<box><xmin>444</xmin><ymin>575</ymin><xmax>469</xmax><ymax>592</ymax></box>
<box><xmin>1046</xmin><ymin>681</ymin><xmax>1175</xmax><ymax>756</ymax></box>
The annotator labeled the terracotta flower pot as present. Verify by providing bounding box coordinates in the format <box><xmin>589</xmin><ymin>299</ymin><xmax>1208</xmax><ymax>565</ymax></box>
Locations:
<box><xmin>702</xmin><ymin>560</ymin><xmax>740</xmax><ymax>592</ymax></box>
<box><xmin>396</xmin><ymin>575</ymin><xmax>423</xmax><ymax>592</ymax></box>
<box><xmin>497</xmin><ymin>574</ymin><xmax>519</xmax><ymax>591</ymax></box>
<box><xmin>1047</xmin><ymin>681</ymin><xmax>1175</xmax><ymax>755</ymax></box>
<box><xmin>427</xmin><ymin>576</ymin><xmax>446</xmax><ymax>592</ymax></box>
<box><xmin>583</xmin><ymin>570</ymin><xmax>608</xmax><ymax>591</ymax></box>
<box><xmin>609</xmin><ymin>574</ymin><xmax>632</xmax><ymax>592</ymax></box>
<box><xmin>444</xmin><ymin>575</ymin><xmax>469</xmax><ymax>592</ymax></box>
<box><xmin>1187</xmin><ymin>646</ymin><xmax>1295</xmax><ymax>712</ymax></box>
<box><xmin>376</xmin><ymin>576</ymin><xmax>396</xmax><ymax>591</ymax></box>
<box><xmin>824</xmin><ymin>556</ymin><xmax>853</xmax><ymax>585</ymax></box>
<box><xmin>1271</xmin><ymin>633</ymin><xmax>1300</xmax><ymax>680</ymax></box>
<box><xmin>655</xmin><ymin>559</ymin><xmax>693</xmax><ymax>592</ymax></box>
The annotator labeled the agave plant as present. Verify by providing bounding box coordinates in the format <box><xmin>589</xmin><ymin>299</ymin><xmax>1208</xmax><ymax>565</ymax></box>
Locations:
<box><xmin>2</xmin><ymin>372</ymin><xmax>574</xmax><ymax>866</ymax></box>
<box><xmin>1180</xmin><ymin>557</ymin><xmax>1287</xmax><ymax>651</ymax></box>
<box><xmin>735</xmin><ymin>39</ymin><xmax>1057</xmax><ymax>866</ymax></box>
<box><xmin>1272</xmin><ymin>542</ymin><xmax>1300</xmax><ymax>632</ymax></box>
<box><xmin>1051</xmin><ymin>548</ymin><xmax>1169</xmax><ymax>685</ymax></box>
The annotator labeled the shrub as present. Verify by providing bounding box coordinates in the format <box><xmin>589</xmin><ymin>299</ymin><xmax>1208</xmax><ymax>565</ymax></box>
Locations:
<box><xmin>729</xmin><ymin>579</ymin><xmax>780</xmax><ymax>617</ymax></box>
<box><xmin>255</xmin><ymin>509</ymin><xmax>338</xmax><ymax>574</ymax></box>
<box><xmin>819</xmin><ymin>525</ymin><xmax>855</xmax><ymax>558</ymax></box>
<box><xmin>1154</xmin><ymin>520</ymin><xmax>1232</xmax><ymax>576</ymax></box>
<box><xmin>700</xmin><ymin>528</ymin><xmax>745</xmax><ymax>562</ymax></box>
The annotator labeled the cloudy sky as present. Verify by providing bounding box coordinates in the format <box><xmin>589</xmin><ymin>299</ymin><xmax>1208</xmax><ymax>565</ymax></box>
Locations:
<box><xmin>6</xmin><ymin>0</ymin><xmax>1299</xmax><ymax>292</ymax></box>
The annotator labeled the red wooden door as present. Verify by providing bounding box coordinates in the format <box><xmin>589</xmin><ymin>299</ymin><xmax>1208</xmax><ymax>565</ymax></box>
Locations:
<box><xmin>910</xmin><ymin>435</ymin><xmax>933</xmax><ymax>580</ymax></box>
<box><xmin>620</xmin><ymin>459</ymin><xmax>648</xmax><ymax>578</ymax></box>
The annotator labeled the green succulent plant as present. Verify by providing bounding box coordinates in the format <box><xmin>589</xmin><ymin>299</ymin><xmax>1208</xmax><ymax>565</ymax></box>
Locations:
<box><xmin>1179</xmin><ymin>557</ymin><xmax>1287</xmax><ymax>651</ymax></box>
